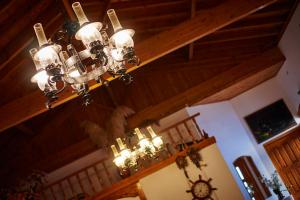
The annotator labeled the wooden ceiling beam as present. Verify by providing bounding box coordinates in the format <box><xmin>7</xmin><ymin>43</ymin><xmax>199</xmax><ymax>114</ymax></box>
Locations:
<box><xmin>0</xmin><ymin>0</ymin><xmax>53</xmax><ymax>60</ymax></box>
<box><xmin>188</xmin><ymin>0</ymin><xmax>196</xmax><ymax>60</ymax></box>
<box><xmin>0</xmin><ymin>0</ymin><xmax>279</xmax><ymax>133</ymax></box>
<box><xmin>127</xmin><ymin>47</ymin><xmax>285</xmax><ymax>128</ymax></box>
<box><xmin>130</xmin><ymin>0</ymin><xmax>279</xmax><ymax>71</ymax></box>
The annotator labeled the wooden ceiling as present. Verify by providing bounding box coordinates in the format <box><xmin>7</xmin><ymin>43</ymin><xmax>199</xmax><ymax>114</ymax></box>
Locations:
<box><xmin>0</xmin><ymin>0</ymin><xmax>298</xmax><ymax>186</ymax></box>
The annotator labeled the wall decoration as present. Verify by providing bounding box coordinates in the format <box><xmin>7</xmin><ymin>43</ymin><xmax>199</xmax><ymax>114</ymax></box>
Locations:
<box><xmin>175</xmin><ymin>146</ymin><xmax>217</xmax><ymax>200</ymax></box>
<box><xmin>186</xmin><ymin>175</ymin><xmax>217</xmax><ymax>200</ymax></box>
<box><xmin>245</xmin><ymin>99</ymin><xmax>296</xmax><ymax>144</ymax></box>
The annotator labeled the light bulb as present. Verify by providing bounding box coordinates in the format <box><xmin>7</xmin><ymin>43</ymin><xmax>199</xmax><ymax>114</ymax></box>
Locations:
<box><xmin>152</xmin><ymin>136</ymin><xmax>163</xmax><ymax>149</ymax></box>
<box><xmin>69</xmin><ymin>69</ymin><xmax>80</xmax><ymax>78</ymax></box>
<box><xmin>113</xmin><ymin>155</ymin><xmax>125</xmax><ymax>168</ymax></box>
<box><xmin>120</xmin><ymin>148</ymin><xmax>131</xmax><ymax>159</ymax></box>
<box><xmin>112</xmin><ymin>30</ymin><xmax>134</xmax><ymax>49</ymax></box>
<box><xmin>34</xmin><ymin>46</ymin><xmax>60</xmax><ymax>68</ymax></box>
<box><xmin>31</xmin><ymin>70</ymin><xmax>49</xmax><ymax>91</ymax></box>
<box><xmin>110</xmin><ymin>48</ymin><xmax>123</xmax><ymax>61</ymax></box>
<box><xmin>139</xmin><ymin>138</ymin><xmax>155</xmax><ymax>155</ymax></box>
<box><xmin>75</xmin><ymin>23</ymin><xmax>102</xmax><ymax>48</ymax></box>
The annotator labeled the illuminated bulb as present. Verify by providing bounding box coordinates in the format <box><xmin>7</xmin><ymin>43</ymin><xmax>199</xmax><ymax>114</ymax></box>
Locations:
<box><xmin>34</xmin><ymin>46</ymin><xmax>60</xmax><ymax>68</ymax></box>
<box><xmin>69</xmin><ymin>69</ymin><xmax>80</xmax><ymax>78</ymax></box>
<box><xmin>139</xmin><ymin>138</ymin><xmax>155</xmax><ymax>155</ymax></box>
<box><xmin>152</xmin><ymin>136</ymin><xmax>163</xmax><ymax>149</ymax></box>
<box><xmin>120</xmin><ymin>148</ymin><xmax>131</xmax><ymax>159</ymax></box>
<box><xmin>76</xmin><ymin>23</ymin><xmax>103</xmax><ymax>48</ymax></box>
<box><xmin>110</xmin><ymin>48</ymin><xmax>123</xmax><ymax>61</ymax></box>
<box><xmin>112</xmin><ymin>30</ymin><xmax>134</xmax><ymax>49</ymax></box>
<box><xmin>113</xmin><ymin>155</ymin><xmax>125</xmax><ymax>168</ymax></box>
<box><xmin>31</xmin><ymin>70</ymin><xmax>49</xmax><ymax>91</ymax></box>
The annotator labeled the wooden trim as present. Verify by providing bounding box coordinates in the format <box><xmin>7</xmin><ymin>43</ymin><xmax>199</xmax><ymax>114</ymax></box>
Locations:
<box><xmin>158</xmin><ymin>113</ymin><xmax>200</xmax><ymax>133</ymax></box>
<box><xmin>92</xmin><ymin>137</ymin><xmax>216</xmax><ymax>200</ymax></box>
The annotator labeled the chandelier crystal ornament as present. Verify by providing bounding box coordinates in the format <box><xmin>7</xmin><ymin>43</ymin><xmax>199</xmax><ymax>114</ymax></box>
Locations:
<box><xmin>30</xmin><ymin>2</ymin><xmax>139</xmax><ymax>108</ymax></box>
<box><xmin>111</xmin><ymin>126</ymin><xmax>164</xmax><ymax>172</ymax></box>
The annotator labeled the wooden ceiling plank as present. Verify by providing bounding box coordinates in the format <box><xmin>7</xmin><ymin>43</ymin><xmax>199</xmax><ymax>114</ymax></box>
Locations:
<box><xmin>130</xmin><ymin>0</ymin><xmax>279</xmax><ymax>71</ymax></box>
<box><xmin>0</xmin><ymin>13</ymin><xmax>62</xmax><ymax>76</ymax></box>
<box><xmin>127</xmin><ymin>47</ymin><xmax>285</xmax><ymax>128</ymax></box>
<box><xmin>0</xmin><ymin>0</ymin><xmax>53</xmax><ymax>56</ymax></box>
<box><xmin>0</xmin><ymin>0</ymin><xmax>279</xmax><ymax>133</ymax></box>
<box><xmin>188</xmin><ymin>0</ymin><xmax>196</xmax><ymax>60</ymax></box>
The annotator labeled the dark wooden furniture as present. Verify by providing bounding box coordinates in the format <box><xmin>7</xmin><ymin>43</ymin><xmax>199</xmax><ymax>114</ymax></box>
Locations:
<box><xmin>264</xmin><ymin>126</ymin><xmax>300</xmax><ymax>199</ymax></box>
<box><xmin>234</xmin><ymin>156</ymin><xmax>271</xmax><ymax>200</ymax></box>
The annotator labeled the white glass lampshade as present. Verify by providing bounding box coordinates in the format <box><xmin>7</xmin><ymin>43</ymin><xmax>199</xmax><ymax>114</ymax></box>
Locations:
<box><xmin>31</xmin><ymin>70</ymin><xmax>49</xmax><ymax>91</ymax></box>
<box><xmin>152</xmin><ymin>136</ymin><xmax>163</xmax><ymax>149</ymax></box>
<box><xmin>111</xmin><ymin>30</ymin><xmax>134</xmax><ymax>49</ymax></box>
<box><xmin>75</xmin><ymin>23</ymin><xmax>103</xmax><ymax>48</ymax></box>
<box><xmin>120</xmin><ymin>148</ymin><xmax>131</xmax><ymax>159</ymax></box>
<box><xmin>69</xmin><ymin>69</ymin><xmax>81</xmax><ymax>78</ymax></box>
<box><xmin>139</xmin><ymin>138</ymin><xmax>155</xmax><ymax>155</ymax></box>
<box><xmin>34</xmin><ymin>45</ymin><xmax>61</xmax><ymax>68</ymax></box>
<box><xmin>113</xmin><ymin>155</ymin><xmax>125</xmax><ymax>168</ymax></box>
<box><xmin>110</xmin><ymin>48</ymin><xmax>123</xmax><ymax>61</ymax></box>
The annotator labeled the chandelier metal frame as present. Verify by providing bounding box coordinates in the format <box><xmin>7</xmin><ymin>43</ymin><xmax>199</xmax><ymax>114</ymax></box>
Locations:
<box><xmin>30</xmin><ymin>2</ymin><xmax>139</xmax><ymax>108</ymax></box>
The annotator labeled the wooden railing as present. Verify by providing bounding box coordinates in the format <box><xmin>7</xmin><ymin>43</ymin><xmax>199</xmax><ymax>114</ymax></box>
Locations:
<box><xmin>42</xmin><ymin>113</ymin><xmax>206</xmax><ymax>200</ymax></box>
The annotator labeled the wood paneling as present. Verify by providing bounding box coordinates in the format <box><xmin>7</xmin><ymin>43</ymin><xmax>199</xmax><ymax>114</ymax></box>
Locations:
<box><xmin>0</xmin><ymin>0</ymin><xmax>297</xmax><ymax>186</ymax></box>
<box><xmin>264</xmin><ymin>127</ymin><xmax>300</xmax><ymax>199</ymax></box>
<box><xmin>127</xmin><ymin>48</ymin><xmax>284</xmax><ymax>128</ymax></box>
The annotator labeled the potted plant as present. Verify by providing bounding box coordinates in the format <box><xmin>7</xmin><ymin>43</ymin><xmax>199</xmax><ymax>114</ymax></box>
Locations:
<box><xmin>0</xmin><ymin>171</ymin><xmax>47</xmax><ymax>200</ymax></box>
<box><xmin>262</xmin><ymin>171</ymin><xmax>285</xmax><ymax>200</ymax></box>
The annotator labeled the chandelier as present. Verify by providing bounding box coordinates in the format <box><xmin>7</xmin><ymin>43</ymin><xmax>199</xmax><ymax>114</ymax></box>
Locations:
<box><xmin>30</xmin><ymin>2</ymin><xmax>139</xmax><ymax>108</ymax></box>
<box><xmin>111</xmin><ymin>126</ymin><xmax>164</xmax><ymax>175</ymax></box>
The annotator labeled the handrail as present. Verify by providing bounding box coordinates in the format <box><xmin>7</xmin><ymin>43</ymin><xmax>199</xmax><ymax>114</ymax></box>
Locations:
<box><xmin>159</xmin><ymin>113</ymin><xmax>200</xmax><ymax>133</ymax></box>
<box><xmin>92</xmin><ymin>137</ymin><xmax>216</xmax><ymax>200</ymax></box>
<box><xmin>42</xmin><ymin>113</ymin><xmax>205</xmax><ymax>200</ymax></box>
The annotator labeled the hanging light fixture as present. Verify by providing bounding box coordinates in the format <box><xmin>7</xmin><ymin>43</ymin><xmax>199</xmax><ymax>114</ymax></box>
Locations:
<box><xmin>30</xmin><ymin>2</ymin><xmax>139</xmax><ymax>108</ymax></box>
<box><xmin>111</xmin><ymin>126</ymin><xmax>165</xmax><ymax>173</ymax></box>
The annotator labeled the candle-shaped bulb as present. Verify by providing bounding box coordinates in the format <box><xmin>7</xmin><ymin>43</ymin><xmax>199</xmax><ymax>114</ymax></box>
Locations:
<box><xmin>72</xmin><ymin>2</ymin><xmax>89</xmax><ymax>26</ymax></box>
<box><xmin>107</xmin><ymin>9</ymin><xmax>122</xmax><ymax>32</ymax></box>
<box><xmin>33</xmin><ymin>23</ymin><xmax>48</xmax><ymax>47</ymax></box>
<box><xmin>147</xmin><ymin>126</ymin><xmax>157</xmax><ymax>138</ymax></box>
<box><xmin>116</xmin><ymin>138</ymin><xmax>125</xmax><ymax>150</ymax></box>
<box><xmin>135</xmin><ymin>128</ymin><xmax>144</xmax><ymax>140</ymax></box>
<box><xmin>111</xmin><ymin>145</ymin><xmax>119</xmax><ymax>157</ymax></box>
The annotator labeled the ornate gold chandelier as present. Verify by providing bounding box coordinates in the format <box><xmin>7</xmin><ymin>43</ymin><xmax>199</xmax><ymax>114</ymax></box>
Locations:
<box><xmin>30</xmin><ymin>2</ymin><xmax>139</xmax><ymax>108</ymax></box>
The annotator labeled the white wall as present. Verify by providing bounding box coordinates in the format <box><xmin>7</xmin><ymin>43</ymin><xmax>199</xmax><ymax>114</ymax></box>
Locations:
<box><xmin>230</xmin><ymin>78</ymin><xmax>298</xmax><ymax>175</ymax></box>
<box><xmin>277</xmin><ymin>3</ymin><xmax>300</xmax><ymax>113</ymax></box>
<box><xmin>187</xmin><ymin>102</ymin><xmax>267</xmax><ymax>199</ymax></box>
<box><xmin>140</xmin><ymin>144</ymin><xmax>243</xmax><ymax>200</ymax></box>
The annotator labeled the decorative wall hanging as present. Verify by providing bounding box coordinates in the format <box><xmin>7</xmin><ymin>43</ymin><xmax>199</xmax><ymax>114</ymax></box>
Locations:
<box><xmin>186</xmin><ymin>175</ymin><xmax>217</xmax><ymax>200</ymax></box>
<box><xmin>245</xmin><ymin>99</ymin><xmax>296</xmax><ymax>143</ymax></box>
<box><xmin>175</xmin><ymin>147</ymin><xmax>217</xmax><ymax>200</ymax></box>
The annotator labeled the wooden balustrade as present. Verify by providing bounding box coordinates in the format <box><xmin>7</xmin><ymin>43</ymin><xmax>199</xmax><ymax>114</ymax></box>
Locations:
<box><xmin>42</xmin><ymin>113</ymin><xmax>205</xmax><ymax>200</ymax></box>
